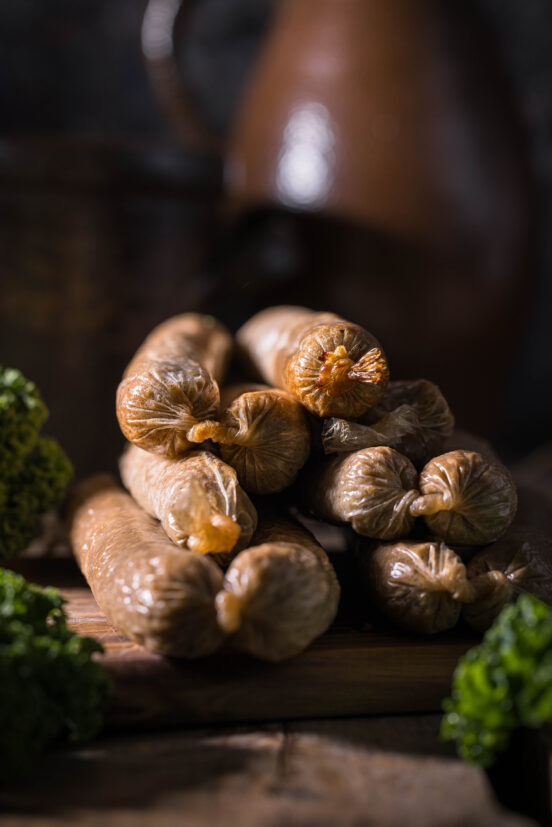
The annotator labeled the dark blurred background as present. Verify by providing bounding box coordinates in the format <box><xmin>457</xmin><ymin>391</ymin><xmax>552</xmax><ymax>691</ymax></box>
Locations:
<box><xmin>0</xmin><ymin>0</ymin><xmax>551</xmax><ymax>477</ymax></box>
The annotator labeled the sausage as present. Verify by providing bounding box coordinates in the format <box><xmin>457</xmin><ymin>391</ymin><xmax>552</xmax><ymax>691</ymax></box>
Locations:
<box><xmin>116</xmin><ymin>314</ymin><xmax>233</xmax><ymax>458</ymax></box>
<box><xmin>236</xmin><ymin>306</ymin><xmax>389</xmax><ymax>418</ymax></box>
<box><xmin>462</xmin><ymin>523</ymin><xmax>552</xmax><ymax>632</ymax></box>
<box><xmin>322</xmin><ymin>379</ymin><xmax>454</xmax><ymax>468</ymax></box>
<box><xmin>187</xmin><ymin>383</ymin><xmax>311</xmax><ymax>494</ymax></box>
<box><xmin>119</xmin><ymin>445</ymin><xmax>257</xmax><ymax>560</ymax></box>
<box><xmin>304</xmin><ymin>446</ymin><xmax>419</xmax><ymax>539</ymax></box>
<box><xmin>409</xmin><ymin>450</ymin><xmax>517</xmax><ymax>545</ymax></box>
<box><xmin>68</xmin><ymin>475</ymin><xmax>226</xmax><ymax>657</ymax></box>
<box><xmin>214</xmin><ymin>514</ymin><xmax>340</xmax><ymax>661</ymax></box>
<box><xmin>361</xmin><ymin>539</ymin><xmax>475</xmax><ymax>635</ymax></box>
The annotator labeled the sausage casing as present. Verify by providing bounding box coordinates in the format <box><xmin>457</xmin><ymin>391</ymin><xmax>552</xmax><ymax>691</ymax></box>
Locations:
<box><xmin>305</xmin><ymin>446</ymin><xmax>419</xmax><ymax>539</ymax></box>
<box><xmin>409</xmin><ymin>450</ymin><xmax>517</xmax><ymax>545</ymax></box>
<box><xmin>322</xmin><ymin>379</ymin><xmax>454</xmax><ymax>468</ymax></box>
<box><xmin>187</xmin><ymin>383</ymin><xmax>311</xmax><ymax>494</ymax></box>
<box><xmin>116</xmin><ymin>314</ymin><xmax>232</xmax><ymax>457</ymax></box>
<box><xmin>237</xmin><ymin>306</ymin><xmax>389</xmax><ymax>418</ymax></box>
<box><xmin>463</xmin><ymin>524</ymin><xmax>552</xmax><ymax>632</ymax></box>
<box><xmin>362</xmin><ymin>539</ymin><xmax>474</xmax><ymax>634</ymax></box>
<box><xmin>119</xmin><ymin>445</ymin><xmax>257</xmax><ymax>558</ymax></box>
<box><xmin>215</xmin><ymin>515</ymin><xmax>340</xmax><ymax>661</ymax></box>
<box><xmin>68</xmin><ymin>475</ymin><xmax>226</xmax><ymax>657</ymax></box>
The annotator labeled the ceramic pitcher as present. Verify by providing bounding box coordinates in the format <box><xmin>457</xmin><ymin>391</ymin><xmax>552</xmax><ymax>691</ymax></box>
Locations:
<box><xmin>142</xmin><ymin>0</ymin><xmax>534</xmax><ymax>435</ymax></box>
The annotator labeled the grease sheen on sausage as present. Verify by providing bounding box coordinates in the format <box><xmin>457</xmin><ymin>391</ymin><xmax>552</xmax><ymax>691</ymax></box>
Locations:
<box><xmin>187</xmin><ymin>383</ymin><xmax>311</xmax><ymax>494</ymax></box>
<box><xmin>362</xmin><ymin>539</ymin><xmax>475</xmax><ymax>635</ymax></box>
<box><xmin>119</xmin><ymin>445</ymin><xmax>257</xmax><ymax>559</ymax></box>
<box><xmin>322</xmin><ymin>379</ymin><xmax>454</xmax><ymax>467</ymax></box>
<box><xmin>237</xmin><ymin>306</ymin><xmax>389</xmax><ymax>418</ymax></box>
<box><xmin>116</xmin><ymin>314</ymin><xmax>232</xmax><ymax>458</ymax></box>
<box><xmin>305</xmin><ymin>446</ymin><xmax>419</xmax><ymax>539</ymax></box>
<box><xmin>68</xmin><ymin>475</ymin><xmax>226</xmax><ymax>657</ymax></box>
<box><xmin>409</xmin><ymin>450</ymin><xmax>517</xmax><ymax>545</ymax></box>
<box><xmin>215</xmin><ymin>514</ymin><xmax>340</xmax><ymax>661</ymax></box>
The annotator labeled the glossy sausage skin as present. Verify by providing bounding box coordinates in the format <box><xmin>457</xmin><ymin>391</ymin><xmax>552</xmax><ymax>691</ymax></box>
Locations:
<box><xmin>363</xmin><ymin>539</ymin><xmax>474</xmax><ymax>635</ymax></box>
<box><xmin>305</xmin><ymin>446</ymin><xmax>419</xmax><ymax>539</ymax></box>
<box><xmin>322</xmin><ymin>379</ymin><xmax>454</xmax><ymax>467</ymax></box>
<box><xmin>237</xmin><ymin>306</ymin><xmax>389</xmax><ymax>418</ymax></box>
<box><xmin>215</xmin><ymin>514</ymin><xmax>340</xmax><ymax>661</ymax></box>
<box><xmin>116</xmin><ymin>314</ymin><xmax>233</xmax><ymax>457</ymax></box>
<box><xmin>187</xmin><ymin>383</ymin><xmax>311</xmax><ymax>494</ymax></box>
<box><xmin>68</xmin><ymin>475</ymin><xmax>226</xmax><ymax>657</ymax></box>
<box><xmin>119</xmin><ymin>445</ymin><xmax>257</xmax><ymax>558</ymax></box>
<box><xmin>410</xmin><ymin>450</ymin><xmax>517</xmax><ymax>545</ymax></box>
<box><xmin>463</xmin><ymin>523</ymin><xmax>552</xmax><ymax>632</ymax></box>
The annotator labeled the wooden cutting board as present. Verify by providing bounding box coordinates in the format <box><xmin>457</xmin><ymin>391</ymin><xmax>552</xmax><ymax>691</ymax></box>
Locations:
<box><xmin>16</xmin><ymin>557</ymin><xmax>476</xmax><ymax>730</ymax></box>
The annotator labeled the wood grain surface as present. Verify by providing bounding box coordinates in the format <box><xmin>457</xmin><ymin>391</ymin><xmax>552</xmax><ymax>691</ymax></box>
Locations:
<box><xmin>0</xmin><ymin>717</ymin><xmax>534</xmax><ymax>827</ymax></box>
<box><xmin>15</xmin><ymin>557</ymin><xmax>476</xmax><ymax>730</ymax></box>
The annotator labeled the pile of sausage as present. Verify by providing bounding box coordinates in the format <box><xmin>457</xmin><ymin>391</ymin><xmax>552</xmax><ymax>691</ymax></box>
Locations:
<box><xmin>68</xmin><ymin>307</ymin><xmax>552</xmax><ymax>659</ymax></box>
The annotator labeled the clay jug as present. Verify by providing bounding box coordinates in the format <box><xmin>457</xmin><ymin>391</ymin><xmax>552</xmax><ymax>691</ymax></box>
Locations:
<box><xmin>227</xmin><ymin>0</ymin><xmax>528</xmax><ymax>233</ymax></box>
<box><xmin>142</xmin><ymin>0</ymin><xmax>533</xmax><ymax>436</ymax></box>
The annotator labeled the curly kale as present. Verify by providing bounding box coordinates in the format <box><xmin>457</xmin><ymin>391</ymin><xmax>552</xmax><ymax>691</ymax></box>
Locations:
<box><xmin>0</xmin><ymin>367</ymin><xmax>73</xmax><ymax>561</ymax></box>
<box><xmin>441</xmin><ymin>594</ymin><xmax>552</xmax><ymax>767</ymax></box>
<box><xmin>0</xmin><ymin>567</ymin><xmax>111</xmax><ymax>772</ymax></box>
<box><xmin>0</xmin><ymin>368</ymin><xmax>47</xmax><ymax>477</ymax></box>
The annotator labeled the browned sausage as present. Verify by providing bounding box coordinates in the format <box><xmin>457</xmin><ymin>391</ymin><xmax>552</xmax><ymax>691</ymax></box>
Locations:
<box><xmin>187</xmin><ymin>383</ymin><xmax>311</xmax><ymax>494</ymax></box>
<box><xmin>463</xmin><ymin>523</ymin><xmax>552</xmax><ymax>632</ymax></box>
<box><xmin>68</xmin><ymin>475</ymin><xmax>226</xmax><ymax>657</ymax></box>
<box><xmin>116</xmin><ymin>314</ymin><xmax>232</xmax><ymax>457</ymax></box>
<box><xmin>119</xmin><ymin>444</ymin><xmax>257</xmax><ymax>559</ymax></box>
<box><xmin>304</xmin><ymin>446</ymin><xmax>419</xmax><ymax>539</ymax></box>
<box><xmin>361</xmin><ymin>539</ymin><xmax>475</xmax><ymax>634</ymax></box>
<box><xmin>236</xmin><ymin>306</ymin><xmax>389</xmax><ymax>418</ymax></box>
<box><xmin>409</xmin><ymin>450</ymin><xmax>517</xmax><ymax>545</ymax></box>
<box><xmin>215</xmin><ymin>514</ymin><xmax>340</xmax><ymax>661</ymax></box>
<box><xmin>322</xmin><ymin>379</ymin><xmax>454</xmax><ymax>467</ymax></box>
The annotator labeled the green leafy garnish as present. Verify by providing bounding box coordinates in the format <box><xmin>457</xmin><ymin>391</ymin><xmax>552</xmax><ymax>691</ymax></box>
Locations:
<box><xmin>441</xmin><ymin>594</ymin><xmax>552</xmax><ymax>766</ymax></box>
<box><xmin>0</xmin><ymin>567</ymin><xmax>111</xmax><ymax>772</ymax></box>
<box><xmin>0</xmin><ymin>367</ymin><xmax>73</xmax><ymax>560</ymax></box>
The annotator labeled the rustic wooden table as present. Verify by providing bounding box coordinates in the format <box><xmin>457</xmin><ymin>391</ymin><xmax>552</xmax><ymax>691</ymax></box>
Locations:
<box><xmin>0</xmin><ymin>715</ymin><xmax>537</xmax><ymax>826</ymax></box>
<box><xmin>1</xmin><ymin>552</ymin><xmax>542</xmax><ymax>827</ymax></box>
<box><xmin>4</xmin><ymin>478</ymin><xmax>552</xmax><ymax>827</ymax></box>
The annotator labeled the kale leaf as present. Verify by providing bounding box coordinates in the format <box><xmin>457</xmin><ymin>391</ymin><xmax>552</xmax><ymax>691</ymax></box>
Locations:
<box><xmin>441</xmin><ymin>593</ymin><xmax>552</xmax><ymax>766</ymax></box>
<box><xmin>0</xmin><ymin>567</ymin><xmax>111</xmax><ymax>772</ymax></box>
<box><xmin>0</xmin><ymin>367</ymin><xmax>73</xmax><ymax>561</ymax></box>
